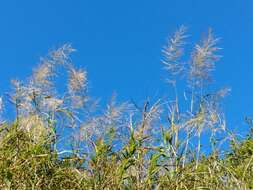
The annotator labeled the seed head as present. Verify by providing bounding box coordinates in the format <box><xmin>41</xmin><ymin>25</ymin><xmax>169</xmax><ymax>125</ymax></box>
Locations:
<box><xmin>68</xmin><ymin>66</ymin><xmax>87</xmax><ymax>94</ymax></box>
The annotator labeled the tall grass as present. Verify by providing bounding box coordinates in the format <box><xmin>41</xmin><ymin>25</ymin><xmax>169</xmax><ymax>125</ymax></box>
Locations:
<box><xmin>0</xmin><ymin>27</ymin><xmax>252</xmax><ymax>190</ymax></box>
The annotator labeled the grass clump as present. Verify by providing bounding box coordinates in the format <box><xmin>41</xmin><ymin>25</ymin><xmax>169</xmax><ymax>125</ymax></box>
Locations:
<box><xmin>0</xmin><ymin>27</ymin><xmax>252</xmax><ymax>189</ymax></box>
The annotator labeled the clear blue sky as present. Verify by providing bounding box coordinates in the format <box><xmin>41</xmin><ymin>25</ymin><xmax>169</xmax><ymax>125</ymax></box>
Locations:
<box><xmin>0</xmin><ymin>0</ymin><xmax>252</xmax><ymax>133</ymax></box>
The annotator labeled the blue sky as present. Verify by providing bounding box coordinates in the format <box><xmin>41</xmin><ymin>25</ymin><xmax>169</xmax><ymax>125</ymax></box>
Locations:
<box><xmin>0</xmin><ymin>0</ymin><xmax>253</xmax><ymax>134</ymax></box>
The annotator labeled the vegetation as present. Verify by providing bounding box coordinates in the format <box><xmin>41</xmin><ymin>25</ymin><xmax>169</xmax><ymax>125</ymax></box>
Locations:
<box><xmin>0</xmin><ymin>27</ymin><xmax>252</xmax><ymax>189</ymax></box>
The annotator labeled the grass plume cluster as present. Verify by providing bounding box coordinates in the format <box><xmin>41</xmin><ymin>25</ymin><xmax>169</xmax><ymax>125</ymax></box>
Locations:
<box><xmin>0</xmin><ymin>27</ymin><xmax>252</xmax><ymax>190</ymax></box>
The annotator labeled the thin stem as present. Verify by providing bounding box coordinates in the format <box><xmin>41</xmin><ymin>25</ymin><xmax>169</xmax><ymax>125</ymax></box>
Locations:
<box><xmin>195</xmin><ymin>132</ymin><xmax>201</xmax><ymax>170</ymax></box>
<box><xmin>182</xmin><ymin>129</ymin><xmax>190</xmax><ymax>168</ymax></box>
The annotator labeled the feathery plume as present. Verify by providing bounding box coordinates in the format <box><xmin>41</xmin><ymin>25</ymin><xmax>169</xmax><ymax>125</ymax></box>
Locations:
<box><xmin>162</xmin><ymin>26</ymin><xmax>187</xmax><ymax>78</ymax></box>
<box><xmin>189</xmin><ymin>28</ymin><xmax>220</xmax><ymax>86</ymax></box>
<box><xmin>50</xmin><ymin>43</ymin><xmax>75</xmax><ymax>65</ymax></box>
<box><xmin>32</xmin><ymin>61</ymin><xmax>54</xmax><ymax>87</ymax></box>
<box><xmin>32</xmin><ymin>44</ymin><xmax>75</xmax><ymax>89</ymax></box>
<box><xmin>105</xmin><ymin>94</ymin><xmax>129</xmax><ymax>122</ymax></box>
<box><xmin>68</xmin><ymin>66</ymin><xmax>87</xmax><ymax>94</ymax></box>
<box><xmin>42</xmin><ymin>97</ymin><xmax>63</xmax><ymax>112</ymax></box>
